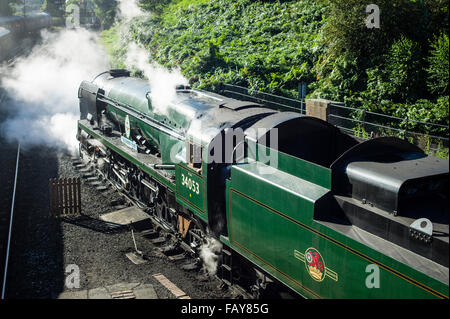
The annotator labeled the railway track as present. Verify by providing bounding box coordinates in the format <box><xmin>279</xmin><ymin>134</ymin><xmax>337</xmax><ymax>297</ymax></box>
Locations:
<box><xmin>0</xmin><ymin>43</ymin><xmax>26</xmax><ymax>291</ymax></box>
<box><xmin>0</xmin><ymin>36</ymin><xmax>39</xmax><ymax>69</ymax></box>
<box><xmin>70</xmin><ymin>154</ymin><xmax>256</xmax><ymax>299</ymax></box>
<box><xmin>0</xmin><ymin>142</ymin><xmax>20</xmax><ymax>299</ymax></box>
<box><xmin>0</xmin><ymin>41</ymin><xmax>39</xmax><ymax>281</ymax></box>
<box><xmin>0</xmin><ymin>48</ymin><xmax>25</xmax><ymax>298</ymax></box>
<box><xmin>71</xmin><ymin>155</ymin><xmax>200</xmax><ymax>260</ymax></box>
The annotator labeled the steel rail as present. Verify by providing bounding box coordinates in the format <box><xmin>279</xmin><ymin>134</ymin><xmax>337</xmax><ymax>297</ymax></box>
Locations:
<box><xmin>1</xmin><ymin>143</ymin><xmax>20</xmax><ymax>299</ymax></box>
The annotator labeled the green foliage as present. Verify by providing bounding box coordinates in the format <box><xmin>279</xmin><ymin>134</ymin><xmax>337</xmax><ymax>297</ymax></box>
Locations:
<box><xmin>314</xmin><ymin>0</ymin><xmax>448</xmax><ymax>102</ymax></box>
<box><xmin>41</xmin><ymin>0</ymin><xmax>63</xmax><ymax>17</ymax></box>
<box><xmin>0</xmin><ymin>0</ymin><xmax>20</xmax><ymax>16</ymax></box>
<box><xmin>426</xmin><ymin>32</ymin><xmax>449</xmax><ymax>95</ymax></box>
<box><xmin>101</xmin><ymin>0</ymin><xmax>448</xmax><ymax>158</ymax></box>
<box><xmin>362</xmin><ymin>36</ymin><xmax>423</xmax><ymax>111</ymax></box>
<box><xmin>121</xmin><ymin>0</ymin><xmax>329</xmax><ymax>98</ymax></box>
<box><xmin>100</xmin><ymin>24</ymin><xmax>127</xmax><ymax>68</ymax></box>
<box><xmin>138</xmin><ymin>0</ymin><xmax>171</xmax><ymax>14</ymax></box>
<box><xmin>328</xmin><ymin>0</ymin><xmax>433</xmax><ymax>57</ymax></box>
<box><xmin>432</xmin><ymin>141</ymin><xmax>449</xmax><ymax>159</ymax></box>
<box><xmin>393</xmin><ymin>96</ymin><xmax>449</xmax><ymax>133</ymax></box>
<box><xmin>92</xmin><ymin>0</ymin><xmax>117</xmax><ymax>29</ymax></box>
<box><xmin>383</xmin><ymin>37</ymin><xmax>422</xmax><ymax>102</ymax></box>
<box><xmin>138</xmin><ymin>0</ymin><xmax>205</xmax><ymax>15</ymax></box>
<box><xmin>353</xmin><ymin>124</ymin><xmax>370</xmax><ymax>139</ymax></box>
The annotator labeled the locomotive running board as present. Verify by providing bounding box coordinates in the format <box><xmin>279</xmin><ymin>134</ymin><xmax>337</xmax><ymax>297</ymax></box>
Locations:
<box><xmin>78</xmin><ymin>119</ymin><xmax>175</xmax><ymax>191</ymax></box>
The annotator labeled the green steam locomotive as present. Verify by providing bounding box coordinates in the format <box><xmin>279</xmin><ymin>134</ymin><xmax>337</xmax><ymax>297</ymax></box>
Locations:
<box><xmin>76</xmin><ymin>69</ymin><xmax>448</xmax><ymax>299</ymax></box>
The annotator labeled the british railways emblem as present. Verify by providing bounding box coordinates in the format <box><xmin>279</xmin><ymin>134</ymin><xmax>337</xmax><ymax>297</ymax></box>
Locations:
<box><xmin>294</xmin><ymin>248</ymin><xmax>338</xmax><ymax>282</ymax></box>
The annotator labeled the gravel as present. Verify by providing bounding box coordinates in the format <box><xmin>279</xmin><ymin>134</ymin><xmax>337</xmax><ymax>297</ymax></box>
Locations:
<box><xmin>4</xmin><ymin>147</ymin><xmax>231</xmax><ymax>299</ymax></box>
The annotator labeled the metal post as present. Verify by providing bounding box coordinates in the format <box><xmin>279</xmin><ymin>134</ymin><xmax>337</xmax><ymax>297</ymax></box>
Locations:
<box><xmin>298</xmin><ymin>83</ymin><xmax>302</xmax><ymax>114</ymax></box>
<box><xmin>298</xmin><ymin>82</ymin><xmax>307</xmax><ymax>115</ymax></box>
<box><xmin>404</xmin><ymin>116</ymin><xmax>409</xmax><ymax>141</ymax></box>
<box><xmin>362</xmin><ymin>109</ymin><xmax>367</xmax><ymax>135</ymax></box>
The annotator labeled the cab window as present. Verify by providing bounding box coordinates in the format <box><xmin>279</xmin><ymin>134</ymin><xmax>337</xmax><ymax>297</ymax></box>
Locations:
<box><xmin>188</xmin><ymin>141</ymin><xmax>203</xmax><ymax>172</ymax></box>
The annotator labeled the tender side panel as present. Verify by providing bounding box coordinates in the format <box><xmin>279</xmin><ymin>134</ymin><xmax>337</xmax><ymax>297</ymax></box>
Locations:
<box><xmin>224</xmin><ymin>161</ymin><xmax>447</xmax><ymax>299</ymax></box>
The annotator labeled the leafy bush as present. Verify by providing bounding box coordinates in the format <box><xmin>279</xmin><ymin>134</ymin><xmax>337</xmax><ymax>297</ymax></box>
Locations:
<box><xmin>101</xmin><ymin>0</ymin><xmax>448</xmax><ymax>151</ymax></box>
<box><xmin>426</xmin><ymin>32</ymin><xmax>449</xmax><ymax>96</ymax></box>
<box><xmin>92</xmin><ymin>0</ymin><xmax>117</xmax><ymax>29</ymax></box>
<box><xmin>108</xmin><ymin>0</ymin><xmax>329</xmax><ymax>99</ymax></box>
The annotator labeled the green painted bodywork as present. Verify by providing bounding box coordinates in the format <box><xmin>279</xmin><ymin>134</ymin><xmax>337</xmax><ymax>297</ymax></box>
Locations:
<box><xmin>78</xmin><ymin>120</ymin><xmax>210</xmax><ymax>222</ymax></box>
<box><xmin>79</xmin><ymin>75</ymin><xmax>448</xmax><ymax>299</ymax></box>
<box><xmin>105</xmin><ymin>103</ymin><xmax>183</xmax><ymax>168</ymax></box>
<box><xmin>81</xmin><ymin>75</ymin><xmax>212</xmax><ymax>222</ymax></box>
<box><xmin>223</xmin><ymin>143</ymin><xmax>448</xmax><ymax>299</ymax></box>
<box><xmin>78</xmin><ymin>121</ymin><xmax>175</xmax><ymax>190</ymax></box>
<box><xmin>246</xmin><ymin>141</ymin><xmax>331</xmax><ymax>189</ymax></box>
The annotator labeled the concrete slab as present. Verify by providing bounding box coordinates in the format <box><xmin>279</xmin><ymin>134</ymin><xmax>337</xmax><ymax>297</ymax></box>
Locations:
<box><xmin>88</xmin><ymin>287</ymin><xmax>112</xmax><ymax>299</ymax></box>
<box><xmin>126</xmin><ymin>252</ymin><xmax>147</xmax><ymax>264</ymax></box>
<box><xmin>111</xmin><ymin>290</ymin><xmax>135</xmax><ymax>299</ymax></box>
<box><xmin>100</xmin><ymin>206</ymin><xmax>149</xmax><ymax>225</ymax></box>
<box><xmin>153</xmin><ymin>273</ymin><xmax>189</xmax><ymax>298</ymax></box>
<box><xmin>58</xmin><ymin>290</ymin><xmax>88</xmax><ymax>299</ymax></box>
<box><xmin>57</xmin><ymin>283</ymin><xmax>159</xmax><ymax>299</ymax></box>
<box><xmin>105</xmin><ymin>282</ymin><xmax>141</xmax><ymax>293</ymax></box>
<box><xmin>133</xmin><ymin>284</ymin><xmax>158</xmax><ymax>299</ymax></box>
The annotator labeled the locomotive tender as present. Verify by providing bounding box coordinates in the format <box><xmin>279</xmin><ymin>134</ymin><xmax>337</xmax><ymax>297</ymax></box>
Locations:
<box><xmin>77</xmin><ymin>69</ymin><xmax>449</xmax><ymax>299</ymax></box>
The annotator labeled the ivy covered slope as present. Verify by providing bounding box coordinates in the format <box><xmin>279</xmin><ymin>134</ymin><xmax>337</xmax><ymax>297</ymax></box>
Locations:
<box><xmin>102</xmin><ymin>0</ymin><xmax>448</xmax><ymax>129</ymax></box>
<box><xmin>104</xmin><ymin>0</ymin><xmax>328</xmax><ymax>98</ymax></box>
<box><xmin>316</xmin><ymin>0</ymin><xmax>449</xmax><ymax>130</ymax></box>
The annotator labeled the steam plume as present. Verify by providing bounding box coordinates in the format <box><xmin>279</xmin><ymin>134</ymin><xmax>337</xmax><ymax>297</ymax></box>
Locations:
<box><xmin>124</xmin><ymin>43</ymin><xmax>187</xmax><ymax>115</ymax></box>
<box><xmin>117</xmin><ymin>0</ymin><xmax>145</xmax><ymax>21</ymax></box>
<box><xmin>0</xmin><ymin>28</ymin><xmax>109</xmax><ymax>152</ymax></box>
<box><xmin>116</xmin><ymin>0</ymin><xmax>188</xmax><ymax>115</ymax></box>
<box><xmin>199</xmin><ymin>237</ymin><xmax>223</xmax><ymax>277</ymax></box>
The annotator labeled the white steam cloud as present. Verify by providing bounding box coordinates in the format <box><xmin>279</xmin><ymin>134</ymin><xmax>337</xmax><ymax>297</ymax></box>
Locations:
<box><xmin>125</xmin><ymin>43</ymin><xmax>188</xmax><ymax>115</ymax></box>
<box><xmin>0</xmin><ymin>29</ymin><xmax>109</xmax><ymax>152</ymax></box>
<box><xmin>117</xmin><ymin>0</ymin><xmax>145</xmax><ymax>21</ymax></box>
<box><xmin>199</xmin><ymin>237</ymin><xmax>223</xmax><ymax>277</ymax></box>
<box><xmin>0</xmin><ymin>1</ymin><xmax>187</xmax><ymax>153</ymax></box>
<box><xmin>116</xmin><ymin>0</ymin><xmax>188</xmax><ymax>115</ymax></box>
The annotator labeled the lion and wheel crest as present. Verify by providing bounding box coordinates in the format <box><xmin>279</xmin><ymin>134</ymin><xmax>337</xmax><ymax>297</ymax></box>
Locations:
<box><xmin>294</xmin><ymin>247</ymin><xmax>338</xmax><ymax>282</ymax></box>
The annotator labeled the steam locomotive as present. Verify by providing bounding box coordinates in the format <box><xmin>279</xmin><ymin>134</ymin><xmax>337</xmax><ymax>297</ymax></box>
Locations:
<box><xmin>0</xmin><ymin>12</ymin><xmax>51</xmax><ymax>61</ymax></box>
<box><xmin>76</xmin><ymin>69</ymin><xmax>449</xmax><ymax>299</ymax></box>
